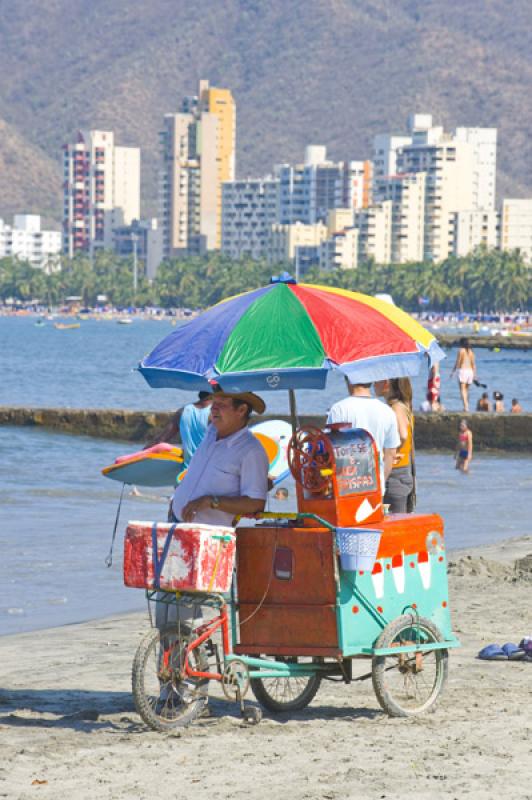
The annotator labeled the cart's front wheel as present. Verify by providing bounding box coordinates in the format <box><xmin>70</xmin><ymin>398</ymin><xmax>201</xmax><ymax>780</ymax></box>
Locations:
<box><xmin>250</xmin><ymin>658</ymin><xmax>321</xmax><ymax>713</ymax></box>
<box><xmin>132</xmin><ymin>624</ymin><xmax>208</xmax><ymax>732</ymax></box>
<box><xmin>372</xmin><ymin>615</ymin><xmax>448</xmax><ymax>717</ymax></box>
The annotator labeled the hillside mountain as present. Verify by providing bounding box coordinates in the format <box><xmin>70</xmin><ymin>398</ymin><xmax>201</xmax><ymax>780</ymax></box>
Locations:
<box><xmin>0</xmin><ymin>0</ymin><xmax>531</xmax><ymax>225</ymax></box>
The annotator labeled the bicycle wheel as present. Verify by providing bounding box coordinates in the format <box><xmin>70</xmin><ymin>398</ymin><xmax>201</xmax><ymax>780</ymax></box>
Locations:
<box><xmin>132</xmin><ymin>624</ymin><xmax>209</xmax><ymax>731</ymax></box>
<box><xmin>250</xmin><ymin>658</ymin><xmax>321</xmax><ymax>713</ymax></box>
<box><xmin>372</xmin><ymin>615</ymin><xmax>448</xmax><ymax>717</ymax></box>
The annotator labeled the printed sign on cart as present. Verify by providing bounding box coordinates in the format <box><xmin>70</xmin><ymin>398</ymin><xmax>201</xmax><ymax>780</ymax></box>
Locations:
<box><xmin>329</xmin><ymin>430</ymin><xmax>377</xmax><ymax>497</ymax></box>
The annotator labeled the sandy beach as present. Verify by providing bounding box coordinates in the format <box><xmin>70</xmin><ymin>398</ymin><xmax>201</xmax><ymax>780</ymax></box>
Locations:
<box><xmin>1</xmin><ymin>535</ymin><xmax>531</xmax><ymax>800</ymax></box>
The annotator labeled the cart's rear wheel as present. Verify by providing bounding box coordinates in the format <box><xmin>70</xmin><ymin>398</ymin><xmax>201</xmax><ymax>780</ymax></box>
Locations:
<box><xmin>132</xmin><ymin>624</ymin><xmax>208</xmax><ymax>732</ymax></box>
<box><xmin>250</xmin><ymin>658</ymin><xmax>321</xmax><ymax>713</ymax></box>
<box><xmin>372</xmin><ymin>615</ymin><xmax>448</xmax><ymax>717</ymax></box>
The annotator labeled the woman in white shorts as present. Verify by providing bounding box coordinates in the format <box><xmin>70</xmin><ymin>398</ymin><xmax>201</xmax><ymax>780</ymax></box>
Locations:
<box><xmin>451</xmin><ymin>338</ymin><xmax>476</xmax><ymax>411</ymax></box>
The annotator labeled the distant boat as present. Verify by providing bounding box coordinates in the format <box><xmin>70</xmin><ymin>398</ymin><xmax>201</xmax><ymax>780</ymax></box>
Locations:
<box><xmin>54</xmin><ymin>322</ymin><xmax>80</xmax><ymax>330</ymax></box>
<box><xmin>117</xmin><ymin>318</ymin><xmax>133</xmax><ymax>325</ymax></box>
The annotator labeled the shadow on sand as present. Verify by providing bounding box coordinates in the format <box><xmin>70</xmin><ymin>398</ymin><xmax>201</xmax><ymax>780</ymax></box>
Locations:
<box><xmin>0</xmin><ymin>687</ymin><xmax>382</xmax><ymax>733</ymax></box>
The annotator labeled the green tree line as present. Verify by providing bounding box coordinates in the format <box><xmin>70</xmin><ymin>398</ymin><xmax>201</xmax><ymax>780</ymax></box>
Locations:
<box><xmin>0</xmin><ymin>247</ymin><xmax>530</xmax><ymax>311</ymax></box>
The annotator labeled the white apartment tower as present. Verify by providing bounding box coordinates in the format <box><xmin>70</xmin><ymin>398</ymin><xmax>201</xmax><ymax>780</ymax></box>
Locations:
<box><xmin>453</xmin><ymin>210</ymin><xmax>499</xmax><ymax>257</ymax></box>
<box><xmin>0</xmin><ymin>215</ymin><xmax>61</xmax><ymax>270</ymax></box>
<box><xmin>374</xmin><ymin>115</ymin><xmax>498</xmax><ymax>262</ymax></box>
<box><xmin>454</xmin><ymin>127</ymin><xmax>497</xmax><ymax>211</ymax></box>
<box><xmin>160</xmin><ymin>80</ymin><xmax>236</xmax><ymax>258</ymax></box>
<box><xmin>500</xmin><ymin>199</ymin><xmax>532</xmax><ymax>262</ymax></box>
<box><xmin>276</xmin><ymin>147</ymin><xmax>371</xmax><ymax>226</ymax></box>
<box><xmin>354</xmin><ymin>201</ymin><xmax>392</xmax><ymax>264</ymax></box>
<box><xmin>396</xmin><ymin>129</ymin><xmax>475</xmax><ymax>262</ymax></box>
<box><xmin>62</xmin><ymin>130</ymin><xmax>140</xmax><ymax>257</ymax></box>
<box><xmin>221</xmin><ymin>178</ymin><xmax>278</xmax><ymax>260</ymax></box>
<box><xmin>375</xmin><ymin>173</ymin><xmax>426</xmax><ymax>263</ymax></box>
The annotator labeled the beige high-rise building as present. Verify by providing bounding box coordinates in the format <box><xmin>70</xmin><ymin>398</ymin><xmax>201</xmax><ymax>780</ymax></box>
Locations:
<box><xmin>397</xmin><ymin>137</ymin><xmax>474</xmax><ymax>262</ymax></box>
<box><xmin>375</xmin><ymin>115</ymin><xmax>497</xmax><ymax>262</ymax></box>
<box><xmin>160</xmin><ymin>80</ymin><xmax>235</xmax><ymax>258</ymax></box>
<box><xmin>500</xmin><ymin>199</ymin><xmax>532</xmax><ymax>262</ymax></box>
<box><xmin>267</xmin><ymin>222</ymin><xmax>328</xmax><ymax>264</ymax></box>
<box><xmin>63</xmin><ymin>130</ymin><xmax>140</xmax><ymax>257</ymax></box>
<box><xmin>375</xmin><ymin>173</ymin><xmax>426</xmax><ymax>263</ymax></box>
<box><xmin>453</xmin><ymin>210</ymin><xmax>499</xmax><ymax>257</ymax></box>
<box><xmin>354</xmin><ymin>201</ymin><xmax>392</xmax><ymax>264</ymax></box>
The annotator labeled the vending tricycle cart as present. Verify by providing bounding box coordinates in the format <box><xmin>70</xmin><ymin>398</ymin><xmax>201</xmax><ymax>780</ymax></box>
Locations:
<box><xmin>125</xmin><ymin>424</ymin><xmax>460</xmax><ymax>731</ymax></box>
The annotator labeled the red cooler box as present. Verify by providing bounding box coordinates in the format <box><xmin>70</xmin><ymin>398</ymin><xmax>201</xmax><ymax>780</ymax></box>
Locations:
<box><xmin>124</xmin><ymin>521</ymin><xmax>236</xmax><ymax>593</ymax></box>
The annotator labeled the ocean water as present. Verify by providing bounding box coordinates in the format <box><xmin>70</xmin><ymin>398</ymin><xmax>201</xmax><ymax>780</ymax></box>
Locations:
<box><xmin>1</xmin><ymin>315</ymin><xmax>531</xmax><ymax>413</ymax></box>
<box><xmin>1</xmin><ymin>316</ymin><xmax>531</xmax><ymax>635</ymax></box>
<box><xmin>1</xmin><ymin>425</ymin><xmax>531</xmax><ymax>636</ymax></box>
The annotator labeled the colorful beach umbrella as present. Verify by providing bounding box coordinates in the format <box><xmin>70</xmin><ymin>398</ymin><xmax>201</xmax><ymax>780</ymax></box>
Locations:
<box><xmin>139</xmin><ymin>276</ymin><xmax>444</xmax><ymax>392</ymax></box>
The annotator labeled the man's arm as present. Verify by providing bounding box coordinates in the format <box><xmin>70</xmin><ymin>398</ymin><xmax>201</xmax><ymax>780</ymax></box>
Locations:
<box><xmin>144</xmin><ymin>408</ymin><xmax>182</xmax><ymax>448</ymax></box>
<box><xmin>181</xmin><ymin>495</ymin><xmax>265</xmax><ymax>522</ymax></box>
<box><xmin>383</xmin><ymin>448</ymin><xmax>397</xmax><ymax>481</ymax></box>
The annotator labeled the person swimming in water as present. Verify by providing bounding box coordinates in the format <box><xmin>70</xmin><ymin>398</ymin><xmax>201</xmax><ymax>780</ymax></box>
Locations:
<box><xmin>476</xmin><ymin>392</ymin><xmax>492</xmax><ymax>412</ymax></box>
<box><xmin>493</xmin><ymin>391</ymin><xmax>505</xmax><ymax>412</ymax></box>
<box><xmin>511</xmin><ymin>398</ymin><xmax>523</xmax><ymax>413</ymax></box>
<box><xmin>455</xmin><ymin>419</ymin><xmax>473</xmax><ymax>473</ymax></box>
<box><xmin>451</xmin><ymin>338</ymin><xmax>476</xmax><ymax>412</ymax></box>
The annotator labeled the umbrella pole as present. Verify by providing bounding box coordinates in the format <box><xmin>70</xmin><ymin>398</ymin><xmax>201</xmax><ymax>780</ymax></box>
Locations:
<box><xmin>289</xmin><ymin>389</ymin><xmax>298</xmax><ymax>434</ymax></box>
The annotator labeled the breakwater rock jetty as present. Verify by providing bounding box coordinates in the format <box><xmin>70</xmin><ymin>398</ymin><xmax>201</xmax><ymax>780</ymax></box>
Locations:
<box><xmin>437</xmin><ymin>334</ymin><xmax>531</xmax><ymax>350</ymax></box>
<box><xmin>1</xmin><ymin>407</ymin><xmax>531</xmax><ymax>452</ymax></box>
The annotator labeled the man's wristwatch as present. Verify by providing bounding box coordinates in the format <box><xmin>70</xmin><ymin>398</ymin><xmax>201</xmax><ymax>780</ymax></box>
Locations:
<box><xmin>210</xmin><ymin>495</ymin><xmax>221</xmax><ymax>509</ymax></box>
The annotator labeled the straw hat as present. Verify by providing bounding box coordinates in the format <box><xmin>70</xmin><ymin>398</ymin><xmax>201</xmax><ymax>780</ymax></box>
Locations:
<box><xmin>212</xmin><ymin>390</ymin><xmax>266</xmax><ymax>415</ymax></box>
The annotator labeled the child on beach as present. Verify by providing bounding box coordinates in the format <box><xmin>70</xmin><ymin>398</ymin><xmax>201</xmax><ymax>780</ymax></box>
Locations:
<box><xmin>511</xmin><ymin>398</ymin><xmax>523</xmax><ymax>413</ymax></box>
<box><xmin>455</xmin><ymin>420</ymin><xmax>473</xmax><ymax>473</ymax></box>
<box><xmin>427</xmin><ymin>362</ymin><xmax>441</xmax><ymax>409</ymax></box>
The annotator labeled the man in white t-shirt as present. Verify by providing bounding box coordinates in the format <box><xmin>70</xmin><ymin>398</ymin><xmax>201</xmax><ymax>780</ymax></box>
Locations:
<box><xmin>327</xmin><ymin>381</ymin><xmax>400</xmax><ymax>492</ymax></box>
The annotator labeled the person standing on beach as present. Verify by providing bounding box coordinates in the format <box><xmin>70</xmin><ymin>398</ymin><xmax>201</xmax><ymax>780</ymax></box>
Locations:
<box><xmin>451</xmin><ymin>338</ymin><xmax>476</xmax><ymax>412</ymax></box>
<box><xmin>327</xmin><ymin>381</ymin><xmax>400</xmax><ymax>494</ymax></box>
<box><xmin>511</xmin><ymin>398</ymin><xmax>523</xmax><ymax>413</ymax></box>
<box><xmin>374</xmin><ymin>378</ymin><xmax>416</xmax><ymax>513</ymax></box>
<box><xmin>455</xmin><ymin>420</ymin><xmax>473</xmax><ymax>473</ymax></box>
<box><xmin>146</xmin><ymin>391</ymin><xmax>212</xmax><ymax>466</ymax></box>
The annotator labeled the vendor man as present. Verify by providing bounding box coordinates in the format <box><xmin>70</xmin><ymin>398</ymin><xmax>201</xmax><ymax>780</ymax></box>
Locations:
<box><xmin>158</xmin><ymin>390</ymin><xmax>269</xmax><ymax>631</ymax></box>
<box><xmin>169</xmin><ymin>389</ymin><xmax>269</xmax><ymax>526</ymax></box>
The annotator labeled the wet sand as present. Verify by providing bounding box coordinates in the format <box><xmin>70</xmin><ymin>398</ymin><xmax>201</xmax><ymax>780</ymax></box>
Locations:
<box><xmin>1</xmin><ymin>535</ymin><xmax>531</xmax><ymax>800</ymax></box>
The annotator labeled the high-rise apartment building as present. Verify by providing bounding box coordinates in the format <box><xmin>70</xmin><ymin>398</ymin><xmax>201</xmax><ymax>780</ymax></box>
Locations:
<box><xmin>62</xmin><ymin>130</ymin><xmax>140</xmax><ymax>257</ymax></box>
<box><xmin>397</xmin><ymin>135</ymin><xmax>474</xmax><ymax>262</ymax></box>
<box><xmin>453</xmin><ymin>210</ymin><xmax>499</xmax><ymax>257</ymax></box>
<box><xmin>354</xmin><ymin>201</ymin><xmax>392</xmax><ymax>264</ymax></box>
<box><xmin>221</xmin><ymin>178</ymin><xmax>278</xmax><ymax>260</ymax></box>
<box><xmin>275</xmin><ymin>147</ymin><xmax>371</xmax><ymax>226</ymax></box>
<box><xmin>374</xmin><ymin>115</ymin><xmax>497</xmax><ymax>262</ymax></box>
<box><xmin>0</xmin><ymin>215</ymin><xmax>61</xmax><ymax>269</ymax></box>
<box><xmin>267</xmin><ymin>221</ymin><xmax>328</xmax><ymax>265</ymax></box>
<box><xmin>319</xmin><ymin>210</ymin><xmax>358</xmax><ymax>271</ymax></box>
<box><xmin>160</xmin><ymin>80</ymin><xmax>236</xmax><ymax>258</ymax></box>
<box><xmin>454</xmin><ymin>127</ymin><xmax>497</xmax><ymax>211</ymax></box>
<box><xmin>113</xmin><ymin>218</ymin><xmax>164</xmax><ymax>280</ymax></box>
<box><xmin>500</xmin><ymin>199</ymin><xmax>532</xmax><ymax>262</ymax></box>
<box><xmin>375</xmin><ymin>173</ymin><xmax>426</xmax><ymax>263</ymax></box>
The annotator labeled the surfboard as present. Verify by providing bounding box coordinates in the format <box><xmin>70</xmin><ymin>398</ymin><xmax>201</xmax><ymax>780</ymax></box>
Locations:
<box><xmin>102</xmin><ymin>446</ymin><xmax>185</xmax><ymax>487</ymax></box>
<box><xmin>250</xmin><ymin>419</ymin><xmax>292</xmax><ymax>484</ymax></box>
<box><xmin>101</xmin><ymin>420</ymin><xmax>292</xmax><ymax>488</ymax></box>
